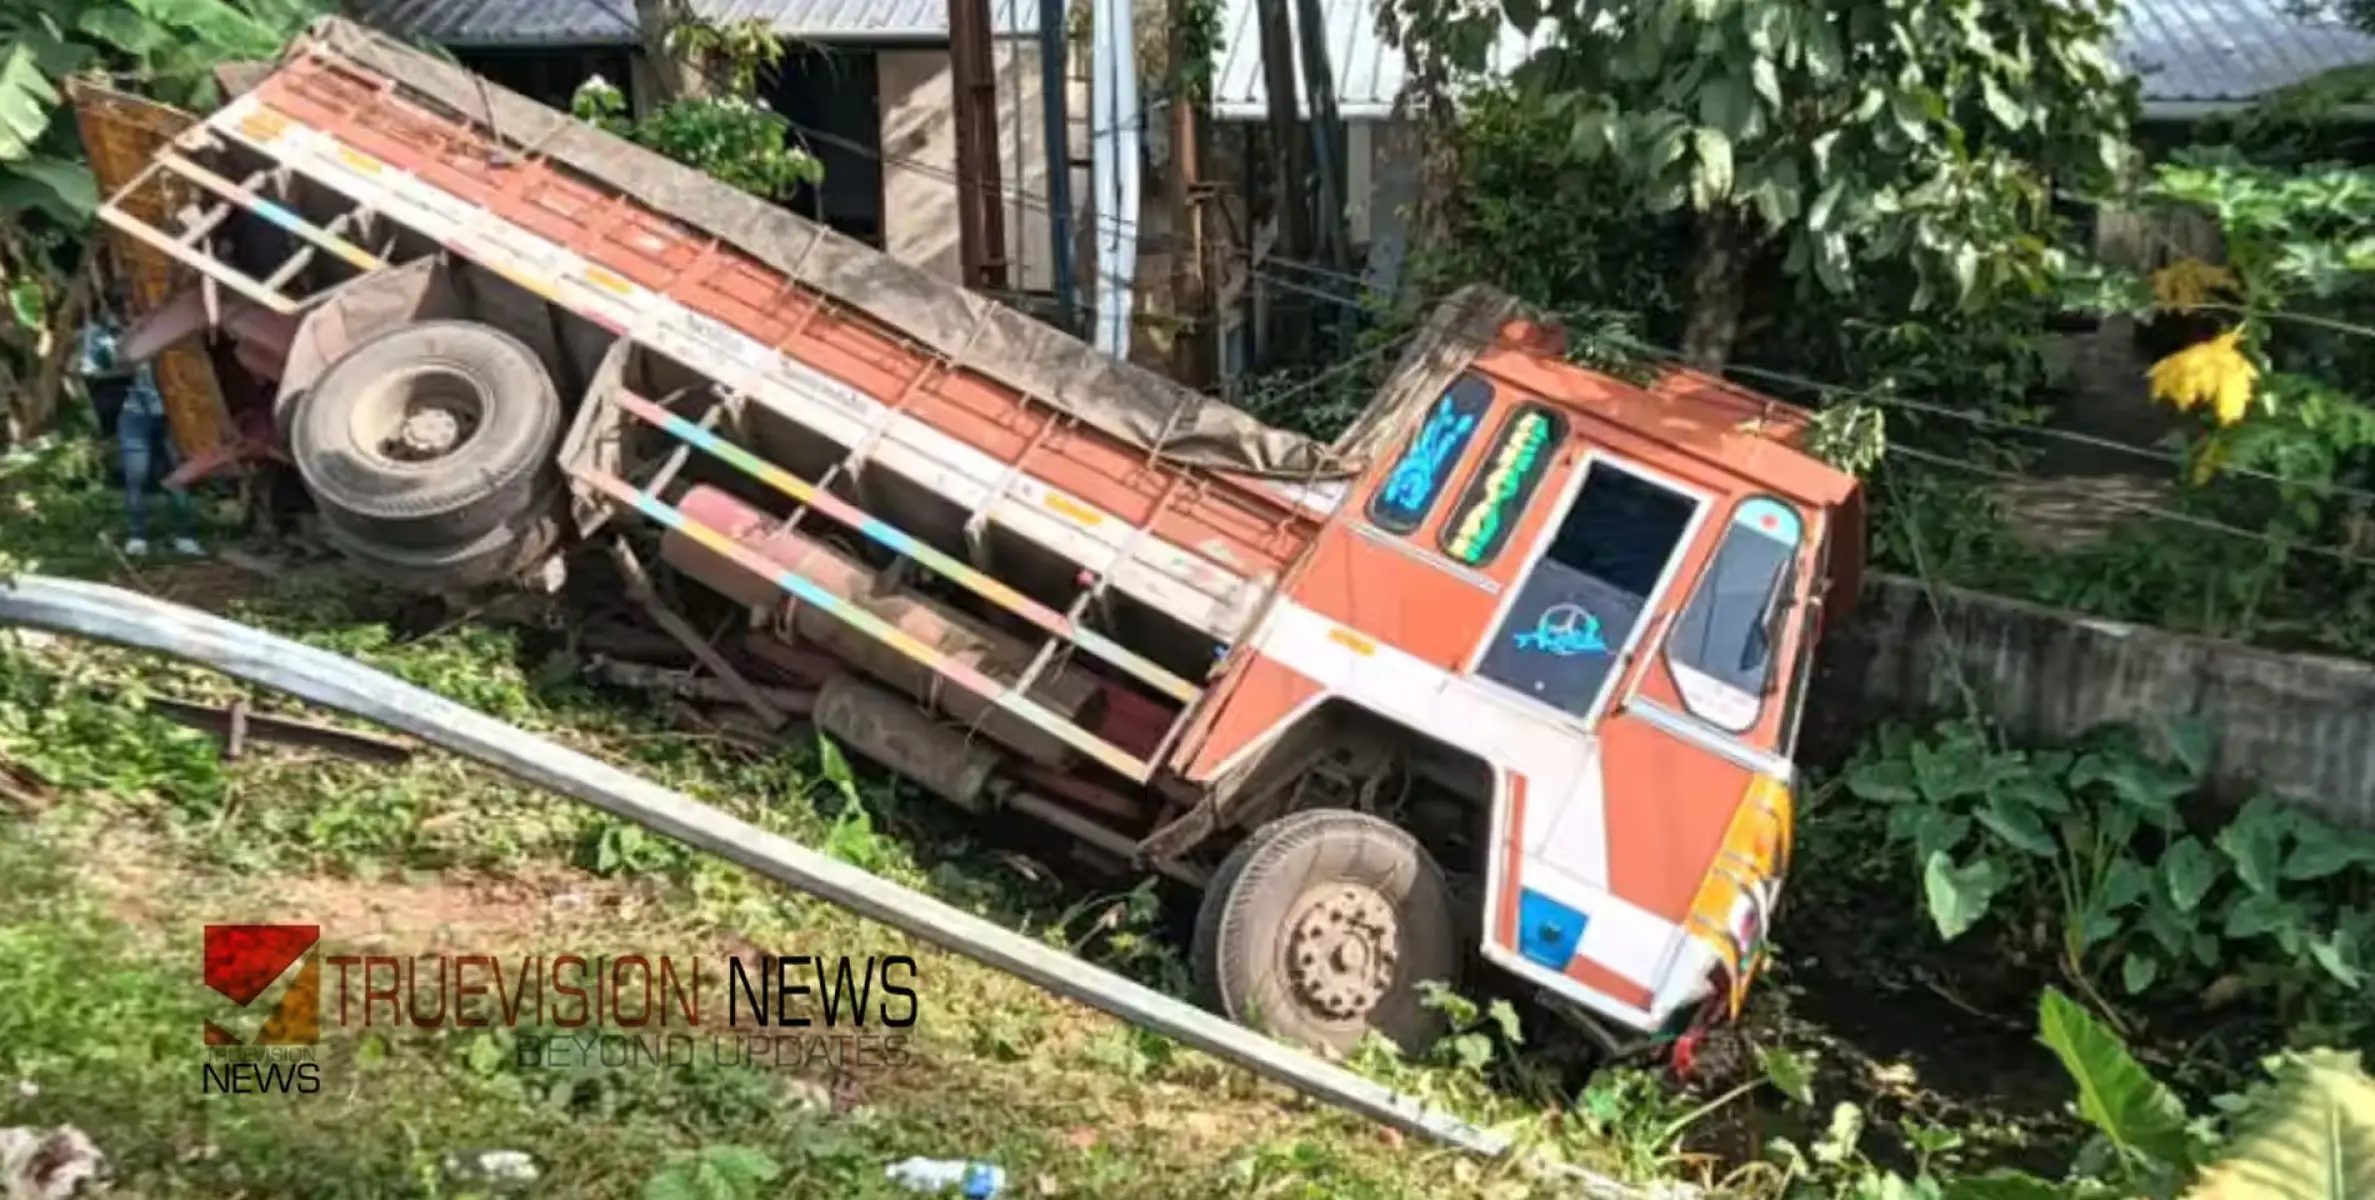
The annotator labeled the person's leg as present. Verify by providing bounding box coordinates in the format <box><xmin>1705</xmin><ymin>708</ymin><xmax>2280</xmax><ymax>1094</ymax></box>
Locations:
<box><xmin>118</xmin><ymin>409</ymin><xmax>155</xmax><ymax>555</ymax></box>
<box><xmin>153</xmin><ymin>422</ymin><xmax>202</xmax><ymax>555</ymax></box>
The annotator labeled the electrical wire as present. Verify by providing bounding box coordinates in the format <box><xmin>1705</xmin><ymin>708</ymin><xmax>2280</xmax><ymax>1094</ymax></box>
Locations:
<box><xmin>357</xmin><ymin>8</ymin><xmax>2375</xmax><ymax>559</ymax></box>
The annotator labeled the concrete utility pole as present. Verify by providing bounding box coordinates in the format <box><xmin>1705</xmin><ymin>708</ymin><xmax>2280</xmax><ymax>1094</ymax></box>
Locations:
<box><xmin>1167</xmin><ymin>0</ymin><xmax>1213</xmax><ymax>387</ymax></box>
<box><xmin>949</xmin><ymin>0</ymin><xmax>1010</xmax><ymax>290</ymax></box>
<box><xmin>1290</xmin><ymin>0</ymin><xmax>1350</xmax><ymax>276</ymax></box>
<box><xmin>1253</xmin><ymin>0</ymin><xmax>1310</xmax><ymax>264</ymax></box>
<box><xmin>1037</xmin><ymin>0</ymin><xmax>1078</xmax><ymax>328</ymax></box>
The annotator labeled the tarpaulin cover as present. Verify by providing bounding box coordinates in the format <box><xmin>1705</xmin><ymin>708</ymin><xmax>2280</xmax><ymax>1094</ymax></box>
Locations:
<box><xmin>286</xmin><ymin>18</ymin><xmax>1511</xmax><ymax>483</ymax></box>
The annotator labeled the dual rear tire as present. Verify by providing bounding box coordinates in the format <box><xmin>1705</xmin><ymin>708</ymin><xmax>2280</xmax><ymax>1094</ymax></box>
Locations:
<box><xmin>289</xmin><ymin>320</ymin><xmax>563</xmax><ymax>591</ymax></box>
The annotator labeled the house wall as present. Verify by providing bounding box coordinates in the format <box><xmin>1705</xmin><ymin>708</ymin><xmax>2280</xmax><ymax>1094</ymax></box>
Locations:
<box><xmin>878</xmin><ymin>41</ymin><xmax>1090</xmax><ymax>294</ymax></box>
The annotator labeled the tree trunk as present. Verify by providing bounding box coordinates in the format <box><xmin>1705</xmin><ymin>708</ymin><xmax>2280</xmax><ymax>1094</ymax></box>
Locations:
<box><xmin>1680</xmin><ymin>208</ymin><xmax>1750</xmax><ymax>371</ymax></box>
<box><xmin>632</xmin><ymin>0</ymin><xmax>708</xmax><ymax>107</ymax></box>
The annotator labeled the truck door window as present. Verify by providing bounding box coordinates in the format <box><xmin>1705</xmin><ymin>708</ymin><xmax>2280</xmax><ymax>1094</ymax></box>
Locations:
<box><xmin>1367</xmin><ymin>375</ymin><xmax>1493</xmax><ymax>534</ymax></box>
<box><xmin>1439</xmin><ymin>404</ymin><xmax>1565</xmax><ymax>567</ymax></box>
<box><xmin>1667</xmin><ymin>497</ymin><xmax>1804</xmax><ymax>733</ymax></box>
<box><xmin>1475</xmin><ymin>459</ymin><xmax>1699</xmax><ymax>720</ymax></box>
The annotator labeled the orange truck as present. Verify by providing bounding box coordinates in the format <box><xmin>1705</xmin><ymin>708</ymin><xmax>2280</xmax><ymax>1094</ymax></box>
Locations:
<box><xmin>91</xmin><ymin>19</ymin><xmax>1865</xmax><ymax>1058</ymax></box>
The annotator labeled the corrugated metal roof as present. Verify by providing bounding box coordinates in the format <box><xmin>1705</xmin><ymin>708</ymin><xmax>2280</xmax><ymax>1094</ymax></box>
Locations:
<box><xmin>697</xmin><ymin>0</ymin><xmax>1039</xmax><ymax>39</ymax></box>
<box><xmin>2117</xmin><ymin>0</ymin><xmax>2375</xmax><ymax>104</ymax></box>
<box><xmin>353</xmin><ymin>0</ymin><xmax>1039</xmax><ymax>48</ymax></box>
<box><xmin>1211</xmin><ymin>0</ymin><xmax>2375</xmax><ymax>122</ymax></box>
<box><xmin>355</xmin><ymin>0</ymin><xmax>636</xmax><ymax>47</ymax></box>
<box><xmin>1210</xmin><ymin>0</ymin><xmax>1551</xmax><ymax>121</ymax></box>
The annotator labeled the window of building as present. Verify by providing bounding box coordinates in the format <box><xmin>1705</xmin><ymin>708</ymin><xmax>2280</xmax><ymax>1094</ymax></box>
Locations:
<box><xmin>1366</xmin><ymin>375</ymin><xmax>1493</xmax><ymax>534</ymax></box>
<box><xmin>1438</xmin><ymin>404</ymin><xmax>1564</xmax><ymax>567</ymax></box>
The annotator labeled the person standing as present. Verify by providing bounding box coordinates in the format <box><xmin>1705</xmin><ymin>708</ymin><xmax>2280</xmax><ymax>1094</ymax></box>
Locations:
<box><xmin>77</xmin><ymin>293</ymin><xmax>202</xmax><ymax>558</ymax></box>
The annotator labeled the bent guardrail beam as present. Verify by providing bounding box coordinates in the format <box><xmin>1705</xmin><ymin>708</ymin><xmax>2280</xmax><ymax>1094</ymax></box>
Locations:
<box><xmin>0</xmin><ymin>576</ymin><xmax>1546</xmax><ymax>1164</ymax></box>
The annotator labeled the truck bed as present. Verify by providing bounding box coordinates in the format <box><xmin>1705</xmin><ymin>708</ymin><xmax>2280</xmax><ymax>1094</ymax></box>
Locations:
<box><xmin>212</xmin><ymin>21</ymin><xmax>1378</xmax><ymax>649</ymax></box>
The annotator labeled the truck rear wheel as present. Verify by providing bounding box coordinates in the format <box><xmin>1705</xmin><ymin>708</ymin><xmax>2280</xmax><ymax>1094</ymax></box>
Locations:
<box><xmin>291</xmin><ymin>320</ymin><xmax>561</xmax><ymax>550</ymax></box>
<box><xmin>1194</xmin><ymin>808</ymin><xmax>1462</xmax><ymax>1059</ymax></box>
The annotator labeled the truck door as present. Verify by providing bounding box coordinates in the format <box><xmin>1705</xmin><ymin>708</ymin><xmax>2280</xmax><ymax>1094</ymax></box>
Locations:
<box><xmin>1467</xmin><ymin>450</ymin><xmax>1720</xmax><ymax>1025</ymax></box>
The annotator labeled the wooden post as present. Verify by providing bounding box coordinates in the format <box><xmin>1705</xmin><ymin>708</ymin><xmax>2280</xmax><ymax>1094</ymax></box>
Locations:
<box><xmin>949</xmin><ymin>0</ymin><xmax>1010</xmax><ymax>290</ymax></box>
<box><xmin>1167</xmin><ymin>0</ymin><xmax>1213</xmax><ymax>387</ymax></box>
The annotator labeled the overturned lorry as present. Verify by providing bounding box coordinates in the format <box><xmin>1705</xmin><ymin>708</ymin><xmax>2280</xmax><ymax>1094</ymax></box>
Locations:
<box><xmin>88</xmin><ymin>19</ymin><xmax>1865</xmax><ymax>1058</ymax></box>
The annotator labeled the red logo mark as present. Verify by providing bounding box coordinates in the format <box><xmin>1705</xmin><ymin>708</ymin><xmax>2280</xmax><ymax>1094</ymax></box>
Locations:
<box><xmin>203</xmin><ymin>925</ymin><xmax>322</xmax><ymax>1045</ymax></box>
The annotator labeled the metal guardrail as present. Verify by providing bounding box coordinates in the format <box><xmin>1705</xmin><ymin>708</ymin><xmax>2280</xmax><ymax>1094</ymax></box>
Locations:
<box><xmin>0</xmin><ymin>576</ymin><xmax>1561</xmax><ymax>1166</ymax></box>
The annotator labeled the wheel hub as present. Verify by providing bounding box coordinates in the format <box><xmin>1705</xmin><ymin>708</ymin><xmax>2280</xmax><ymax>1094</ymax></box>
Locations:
<box><xmin>1286</xmin><ymin>886</ymin><xmax>1399</xmax><ymax>1021</ymax></box>
<box><xmin>397</xmin><ymin>407</ymin><xmax>464</xmax><ymax>458</ymax></box>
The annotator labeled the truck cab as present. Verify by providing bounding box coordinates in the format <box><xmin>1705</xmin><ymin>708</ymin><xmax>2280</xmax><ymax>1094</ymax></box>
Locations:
<box><xmin>1174</xmin><ymin>326</ymin><xmax>1861</xmax><ymax>1053</ymax></box>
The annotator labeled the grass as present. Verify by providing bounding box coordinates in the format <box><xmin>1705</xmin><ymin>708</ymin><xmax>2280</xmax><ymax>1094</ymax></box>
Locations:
<box><xmin>0</xmin><ymin>441</ymin><xmax>1641</xmax><ymax>1198</ymax></box>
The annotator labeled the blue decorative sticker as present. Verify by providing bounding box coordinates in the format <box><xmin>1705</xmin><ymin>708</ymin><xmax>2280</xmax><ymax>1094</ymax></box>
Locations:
<box><xmin>1512</xmin><ymin>603</ymin><xmax>1609</xmax><ymax>657</ymax></box>
<box><xmin>1515</xmin><ymin>888</ymin><xmax>1590</xmax><ymax>971</ymax></box>
<box><xmin>1731</xmin><ymin>496</ymin><xmax>1804</xmax><ymax>546</ymax></box>
<box><xmin>1367</xmin><ymin>375</ymin><xmax>1492</xmax><ymax>533</ymax></box>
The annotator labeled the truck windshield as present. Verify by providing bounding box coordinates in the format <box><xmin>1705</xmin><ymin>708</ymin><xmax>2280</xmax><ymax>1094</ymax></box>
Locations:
<box><xmin>1667</xmin><ymin>497</ymin><xmax>1803</xmax><ymax>731</ymax></box>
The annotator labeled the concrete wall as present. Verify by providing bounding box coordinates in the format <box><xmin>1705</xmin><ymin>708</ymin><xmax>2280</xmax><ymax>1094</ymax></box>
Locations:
<box><xmin>1806</xmin><ymin>573</ymin><xmax>2375</xmax><ymax>829</ymax></box>
<box><xmin>879</xmin><ymin>41</ymin><xmax>1088</xmax><ymax>294</ymax></box>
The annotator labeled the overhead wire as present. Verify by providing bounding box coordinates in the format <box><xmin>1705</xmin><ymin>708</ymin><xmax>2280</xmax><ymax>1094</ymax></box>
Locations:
<box><xmin>375</xmin><ymin>6</ymin><xmax>2375</xmax><ymax>562</ymax></box>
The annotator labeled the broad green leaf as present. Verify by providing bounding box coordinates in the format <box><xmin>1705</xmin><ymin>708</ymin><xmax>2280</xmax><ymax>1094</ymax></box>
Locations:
<box><xmin>1990</xmin><ymin>768</ymin><xmax>2073</xmax><ymax>816</ymax></box>
<box><xmin>1751</xmin><ymin>56</ymin><xmax>1781</xmax><ymax>109</ymax></box>
<box><xmin>1979</xmin><ymin>74</ymin><xmax>2026</xmax><ymax>130</ymax></box>
<box><xmin>1808</xmin><ymin>178</ymin><xmax>1848</xmax><ymax>231</ymax></box>
<box><xmin>814</xmin><ymin>732</ymin><xmax>861</xmax><ymax>806</ymax></box>
<box><xmin>2166</xmin><ymin>718</ymin><xmax>2214</xmax><ymax>780</ymax></box>
<box><xmin>2101</xmin><ymin>856</ymin><xmax>2151</xmax><ymax>911</ymax></box>
<box><xmin>77</xmin><ymin>6</ymin><xmax>171</xmax><ymax>55</ymax></box>
<box><xmin>0</xmin><ymin>46</ymin><xmax>61</xmax><ymax>162</ymax></box>
<box><xmin>1950</xmin><ymin>243</ymin><xmax>1980</xmax><ymax>297</ymax></box>
<box><xmin>2036</xmin><ymin>987</ymin><xmax>2192</xmax><ymax>1168</ymax></box>
<box><xmin>2162</xmin><ymin>837</ymin><xmax>2223</xmax><ymax>912</ymax></box>
<box><xmin>2223</xmin><ymin>890</ymin><xmax>2303</xmax><ymax>942</ymax></box>
<box><xmin>2121</xmin><ymin>951</ymin><xmax>2159</xmax><ymax>995</ymax></box>
<box><xmin>1762</xmin><ymin>1045</ymin><xmax>1816</xmax><ymax>1106</ymax></box>
<box><xmin>2182</xmin><ymin>1050</ymin><xmax>2375</xmax><ymax>1200</ymax></box>
<box><xmin>1698</xmin><ymin>74</ymin><xmax>1751</xmax><ymax>137</ymax></box>
<box><xmin>1689</xmin><ymin>126</ymin><xmax>1733</xmax><ymax>208</ymax></box>
<box><xmin>1943</xmin><ymin>1170</ymin><xmax>2070</xmax><ymax>1199</ymax></box>
<box><xmin>2281</xmin><ymin>836</ymin><xmax>2372</xmax><ymax>882</ymax></box>
<box><xmin>6</xmin><ymin>279</ymin><xmax>44</xmax><ymax>330</ymax></box>
<box><xmin>1847</xmin><ymin>757</ymin><xmax>1919</xmax><ymax>803</ymax></box>
<box><xmin>2070</xmin><ymin>750</ymin><xmax>2188</xmax><ymax>828</ymax></box>
<box><xmin>1976</xmin><ymin>793</ymin><xmax>2057</xmax><ymax>857</ymax></box>
<box><xmin>0</xmin><ymin>157</ymin><xmax>97</xmax><ymax>224</ymax></box>
<box><xmin>2218</xmin><ymin>799</ymin><xmax>2293</xmax><ymax>894</ymax></box>
<box><xmin>2303</xmin><ymin>929</ymin><xmax>2363</xmax><ymax>989</ymax></box>
<box><xmin>126</xmin><ymin>0</ymin><xmax>282</xmax><ymax>57</ymax></box>
<box><xmin>1923</xmin><ymin>849</ymin><xmax>2005</xmax><ymax>941</ymax></box>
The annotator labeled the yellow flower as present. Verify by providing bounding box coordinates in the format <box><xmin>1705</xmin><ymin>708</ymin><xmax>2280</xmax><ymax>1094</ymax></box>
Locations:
<box><xmin>2147</xmin><ymin>330</ymin><xmax>2258</xmax><ymax>427</ymax></box>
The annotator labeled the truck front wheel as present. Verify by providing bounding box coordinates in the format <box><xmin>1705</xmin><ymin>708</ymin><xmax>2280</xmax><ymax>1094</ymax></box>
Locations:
<box><xmin>1193</xmin><ymin>808</ymin><xmax>1462</xmax><ymax>1059</ymax></box>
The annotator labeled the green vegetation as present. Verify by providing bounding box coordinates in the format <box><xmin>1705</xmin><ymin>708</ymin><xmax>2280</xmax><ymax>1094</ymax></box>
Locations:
<box><xmin>0</xmin><ymin>444</ymin><xmax>1529</xmax><ymax>1197</ymax></box>
<box><xmin>1842</xmin><ymin>718</ymin><xmax>2375</xmax><ymax>1038</ymax></box>
<box><xmin>1</xmin><ymin>0</ymin><xmax>327</xmax><ymax>440</ymax></box>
